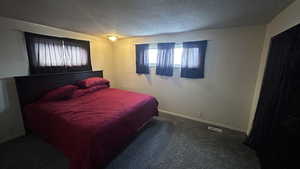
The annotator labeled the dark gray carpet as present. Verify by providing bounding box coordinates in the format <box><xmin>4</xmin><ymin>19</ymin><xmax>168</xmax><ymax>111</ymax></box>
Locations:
<box><xmin>105</xmin><ymin>113</ymin><xmax>260</xmax><ymax>169</ymax></box>
<box><xmin>0</xmin><ymin>135</ymin><xmax>68</xmax><ymax>169</ymax></box>
<box><xmin>0</xmin><ymin>113</ymin><xmax>259</xmax><ymax>169</ymax></box>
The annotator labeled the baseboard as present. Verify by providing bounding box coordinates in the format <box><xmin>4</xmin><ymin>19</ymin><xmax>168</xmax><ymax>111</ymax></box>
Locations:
<box><xmin>0</xmin><ymin>131</ymin><xmax>25</xmax><ymax>144</ymax></box>
<box><xmin>159</xmin><ymin>109</ymin><xmax>245</xmax><ymax>133</ymax></box>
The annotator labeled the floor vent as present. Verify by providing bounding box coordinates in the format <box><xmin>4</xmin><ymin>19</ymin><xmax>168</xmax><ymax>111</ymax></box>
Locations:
<box><xmin>208</xmin><ymin>126</ymin><xmax>223</xmax><ymax>133</ymax></box>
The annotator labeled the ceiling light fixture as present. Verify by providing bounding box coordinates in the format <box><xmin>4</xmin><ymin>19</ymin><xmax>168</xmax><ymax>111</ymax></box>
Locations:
<box><xmin>108</xmin><ymin>36</ymin><xmax>118</xmax><ymax>42</ymax></box>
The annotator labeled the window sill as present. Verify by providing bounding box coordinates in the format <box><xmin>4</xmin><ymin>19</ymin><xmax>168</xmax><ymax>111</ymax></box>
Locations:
<box><xmin>149</xmin><ymin>65</ymin><xmax>181</xmax><ymax>69</ymax></box>
<box><xmin>149</xmin><ymin>67</ymin><xmax>181</xmax><ymax>69</ymax></box>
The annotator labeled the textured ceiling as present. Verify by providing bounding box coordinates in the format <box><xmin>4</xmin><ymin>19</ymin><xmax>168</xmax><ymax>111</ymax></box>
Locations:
<box><xmin>0</xmin><ymin>0</ymin><xmax>295</xmax><ymax>37</ymax></box>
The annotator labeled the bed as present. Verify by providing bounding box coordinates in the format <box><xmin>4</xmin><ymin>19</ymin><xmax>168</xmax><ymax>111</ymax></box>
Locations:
<box><xmin>15</xmin><ymin>71</ymin><xmax>159</xmax><ymax>169</ymax></box>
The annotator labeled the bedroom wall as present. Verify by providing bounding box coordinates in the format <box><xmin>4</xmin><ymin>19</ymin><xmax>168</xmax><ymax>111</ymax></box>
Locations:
<box><xmin>112</xmin><ymin>25</ymin><xmax>266</xmax><ymax>132</ymax></box>
<box><xmin>0</xmin><ymin>16</ymin><xmax>114</xmax><ymax>143</ymax></box>
<box><xmin>247</xmin><ymin>0</ymin><xmax>300</xmax><ymax>134</ymax></box>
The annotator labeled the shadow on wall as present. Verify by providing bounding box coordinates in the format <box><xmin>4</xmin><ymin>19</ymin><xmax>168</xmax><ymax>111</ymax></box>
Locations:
<box><xmin>144</xmin><ymin>74</ymin><xmax>153</xmax><ymax>85</ymax></box>
<box><xmin>0</xmin><ymin>78</ymin><xmax>25</xmax><ymax>143</ymax></box>
<box><xmin>141</xmin><ymin>68</ymin><xmax>184</xmax><ymax>88</ymax></box>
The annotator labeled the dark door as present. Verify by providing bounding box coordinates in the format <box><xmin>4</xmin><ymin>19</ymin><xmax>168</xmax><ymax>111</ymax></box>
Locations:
<box><xmin>246</xmin><ymin>24</ymin><xmax>300</xmax><ymax>169</ymax></box>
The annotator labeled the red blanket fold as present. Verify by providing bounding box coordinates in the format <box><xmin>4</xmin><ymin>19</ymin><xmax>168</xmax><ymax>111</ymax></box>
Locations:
<box><xmin>24</xmin><ymin>88</ymin><xmax>159</xmax><ymax>169</ymax></box>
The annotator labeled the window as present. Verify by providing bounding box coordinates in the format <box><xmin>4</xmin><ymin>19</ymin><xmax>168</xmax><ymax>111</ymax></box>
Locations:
<box><xmin>148</xmin><ymin>48</ymin><xmax>157</xmax><ymax>65</ymax></box>
<box><xmin>174</xmin><ymin>44</ymin><xmax>183</xmax><ymax>66</ymax></box>
<box><xmin>148</xmin><ymin>44</ymin><xmax>183</xmax><ymax>67</ymax></box>
<box><xmin>181</xmin><ymin>40</ymin><xmax>207</xmax><ymax>78</ymax></box>
<box><xmin>25</xmin><ymin>32</ymin><xmax>92</xmax><ymax>74</ymax></box>
<box><xmin>136</xmin><ymin>41</ymin><xmax>207</xmax><ymax>78</ymax></box>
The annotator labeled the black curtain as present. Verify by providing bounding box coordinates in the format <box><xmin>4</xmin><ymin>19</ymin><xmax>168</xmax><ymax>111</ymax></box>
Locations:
<box><xmin>136</xmin><ymin>44</ymin><xmax>150</xmax><ymax>74</ymax></box>
<box><xmin>181</xmin><ymin>40</ymin><xmax>207</xmax><ymax>78</ymax></box>
<box><xmin>156</xmin><ymin>43</ymin><xmax>175</xmax><ymax>76</ymax></box>
<box><xmin>25</xmin><ymin>32</ymin><xmax>92</xmax><ymax>74</ymax></box>
<box><xmin>245</xmin><ymin>24</ymin><xmax>300</xmax><ymax>169</ymax></box>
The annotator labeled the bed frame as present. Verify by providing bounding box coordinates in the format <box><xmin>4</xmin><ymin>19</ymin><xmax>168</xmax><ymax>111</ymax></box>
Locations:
<box><xmin>14</xmin><ymin>71</ymin><xmax>103</xmax><ymax>109</ymax></box>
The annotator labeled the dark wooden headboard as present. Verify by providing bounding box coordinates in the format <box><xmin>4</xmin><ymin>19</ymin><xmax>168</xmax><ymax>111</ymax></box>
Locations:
<box><xmin>14</xmin><ymin>71</ymin><xmax>103</xmax><ymax>108</ymax></box>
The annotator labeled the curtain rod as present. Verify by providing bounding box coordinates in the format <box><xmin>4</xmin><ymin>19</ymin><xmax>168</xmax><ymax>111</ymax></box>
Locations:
<box><xmin>134</xmin><ymin>40</ymin><xmax>209</xmax><ymax>45</ymax></box>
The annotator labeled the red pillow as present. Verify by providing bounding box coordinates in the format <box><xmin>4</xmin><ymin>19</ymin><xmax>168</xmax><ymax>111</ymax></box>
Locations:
<box><xmin>77</xmin><ymin>77</ymin><xmax>110</xmax><ymax>88</ymax></box>
<box><xmin>71</xmin><ymin>85</ymin><xmax>108</xmax><ymax>98</ymax></box>
<box><xmin>39</xmin><ymin>85</ymin><xmax>78</xmax><ymax>102</ymax></box>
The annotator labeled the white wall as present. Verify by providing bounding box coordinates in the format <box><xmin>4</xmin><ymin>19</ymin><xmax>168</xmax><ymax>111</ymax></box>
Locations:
<box><xmin>112</xmin><ymin>25</ymin><xmax>266</xmax><ymax>132</ymax></box>
<box><xmin>247</xmin><ymin>0</ymin><xmax>300</xmax><ymax>134</ymax></box>
<box><xmin>0</xmin><ymin>17</ymin><xmax>114</xmax><ymax>143</ymax></box>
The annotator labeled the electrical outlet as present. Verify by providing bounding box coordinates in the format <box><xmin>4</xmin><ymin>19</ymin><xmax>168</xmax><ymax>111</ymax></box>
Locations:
<box><xmin>197</xmin><ymin>112</ymin><xmax>203</xmax><ymax>118</ymax></box>
<box><xmin>189</xmin><ymin>112</ymin><xmax>203</xmax><ymax>118</ymax></box>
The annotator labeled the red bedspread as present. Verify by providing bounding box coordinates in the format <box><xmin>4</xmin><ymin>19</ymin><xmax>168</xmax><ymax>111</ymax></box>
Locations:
<box><xmin>23</xmin><ymin>88</ymin><xmax>159</xmax><ymax>169</ymax></box>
